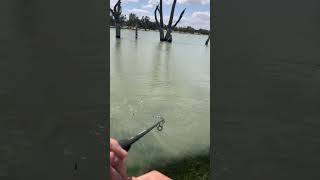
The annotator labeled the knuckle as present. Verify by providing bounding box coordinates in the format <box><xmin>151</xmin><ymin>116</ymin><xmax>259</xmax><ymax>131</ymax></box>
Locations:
<box><xmin>110</xmin><ymin>138</ymin><xmax>119</xmax><ymax>146</ymax></box>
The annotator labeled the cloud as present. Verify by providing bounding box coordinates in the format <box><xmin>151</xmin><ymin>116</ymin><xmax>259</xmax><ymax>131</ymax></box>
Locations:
<box><xmin>147</xmin><ymin>0</ymin><xmax>160</xmax><ymax>5</ymax></box>
<box><xmin>177</xmin><ymin>0</ymin><xmax>210</xmax><ymax>5</ymax></box>
<box><xmin>142</xmin><ymin>4</ymin><xmax>154</xmax><ymax>9</ymax></box>
<box><xmin>165</xmin><ymin>11</ymin><xmax>210</xmax><ymax>30</ymax></box>
<box><xmin>148</xmin><ymin>0</ymin><xmax>171</xmax><ymax>5</ymax></box>
<box><xmin>127</xmin><ymin>8</ymin><xmax>150</xmax><ymax>15</ymax></box>
<box><xmin>110</xmin><ymin>0</ymin><xmax>140</xmax><ymax>7</ymax></box>
<box><xmin>147</xmin><ymin>0</ymin><xmax>209</xmax><ymax>5</ymax></box>
<box><xmin>191</xmin><ymin>11</ymin><xmax>210</xmax><ymax>21</ymax></box>
<box><xmin>185</xmin><ymin>11</ymin><xmax>210</xmax><ymax>29</ymax></box>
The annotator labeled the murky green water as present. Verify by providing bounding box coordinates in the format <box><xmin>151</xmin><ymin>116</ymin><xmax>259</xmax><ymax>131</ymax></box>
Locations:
<box><xmin>110</xmin><ymin>28</ymin><xmax>210</xmax><ymax>174</ymax></box>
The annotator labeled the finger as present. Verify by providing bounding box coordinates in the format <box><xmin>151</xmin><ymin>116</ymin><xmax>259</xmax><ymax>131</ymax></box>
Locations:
<box><xmin>110</xmin><ymin>166</ymin><xmax>123</xmax><ymax>180</ymax></box>
<box><xmin>110</xmin><ymin>138</ymin><xmax>127</xmax><ymax>159</ymax></box>
<box><xmin>110</xmin><ymin>138</ymin><xmax>127</xmax><ymax>158</ymax></box>
<box><xmin>110</xmin><ymin>152</ymin><xmax>120</xmax><ymax>167</ymax></box>
<box><xmin>110</xmin><ymin>152</ymin><xmax>127</xmax><ymax>178</ymax></box>
<box><xmin>135</xmin><ymin>171</ymin><xmax>172</xmax><ymax>180</ymax></box>
<box><xmin>110</xmin><ymin>151</ymin><xmax>116</xmax><ymax>166</ymax></box>
<box><xmin>114</xmin><ymin>158</ymin><xmax>127</xmax><ymax>178</ymax></box>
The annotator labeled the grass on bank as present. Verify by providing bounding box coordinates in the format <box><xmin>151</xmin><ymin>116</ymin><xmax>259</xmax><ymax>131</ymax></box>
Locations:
<box><xmin>149</xmin><ymin>154</ymin><xmax>210</xmax><ymax>180</ymax></box>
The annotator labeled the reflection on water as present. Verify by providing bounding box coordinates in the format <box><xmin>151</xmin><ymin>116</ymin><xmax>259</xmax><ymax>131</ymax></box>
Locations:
<box><xmin>110</xmin><ymin>29</ymin><xmax>210</xmax><ymax>174</ymax></box>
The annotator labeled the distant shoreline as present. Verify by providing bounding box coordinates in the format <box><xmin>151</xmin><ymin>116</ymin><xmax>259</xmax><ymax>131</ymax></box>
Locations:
<box><xmin>109</xmin><ymin>26</ymin><xmax>209</xmax><ymax>36</ymax></box>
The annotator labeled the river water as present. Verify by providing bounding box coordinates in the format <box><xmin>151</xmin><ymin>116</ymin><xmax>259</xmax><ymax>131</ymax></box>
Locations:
<box><xmin>110</xmin><ymin>28</ymin><xmax>210</xmax><ymax>174</ymax></box>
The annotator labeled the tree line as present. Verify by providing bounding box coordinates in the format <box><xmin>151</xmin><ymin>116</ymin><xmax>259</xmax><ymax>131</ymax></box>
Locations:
<box><xmin>109</xmin><ymin>13</ymin><xmax>210</xmax><ymax>35</ymax></box>
<box><xmin>110</xmin><ymin>0</ymin><xmax>210</xmax><ymax>44</ymax></box>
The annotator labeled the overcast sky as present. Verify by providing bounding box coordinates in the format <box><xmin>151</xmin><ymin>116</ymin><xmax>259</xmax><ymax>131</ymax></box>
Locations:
<box><xmin>110</xmin><ymin>0</ymin><xmax>210</xmax><ymax>30</ymax></box>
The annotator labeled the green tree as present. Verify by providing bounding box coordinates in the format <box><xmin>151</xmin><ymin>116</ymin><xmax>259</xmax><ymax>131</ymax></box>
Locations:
<box><xmin>141</xmin><ymin>16</ymin><xmax>151</xmax><ymax>30</ymax></box>
<box><xmin>186</xmin><ymin>26</ymin><xmax>195</xmax><ymax>34</ymax></box>
<box><xmin>111</xmin><ymin>12</ymin><xmax>209</xmax><ymax>36</ymax></box>
<box><xmin>127</xmin><ymin>13</ymin><xmax>139</xmax><ymax>27</ymax></box>
<box><xmin>120</xmin><ymin>14</ymin><xmax>126</xmax><ymax>25</ymax></box>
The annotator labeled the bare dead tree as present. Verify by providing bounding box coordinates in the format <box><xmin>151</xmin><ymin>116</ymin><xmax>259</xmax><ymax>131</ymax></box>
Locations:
<box><xmin>110</xmin><ymin>0</ymin><xmax>122</xmax><ymax>38</ymax></box>
<box><xmin>154</xmin><ymin>0</ymin><xmax>186</xmax><ymax>42</ymax></box>
<box><xmin>205</xmin><ymin>34</ymin><xmax>210</xmax><ymax>46</ymax></box>
<box><xmin>135</xmin><ymin>23</ymin><xmax>138</xmax><ymax>39</ymax></box>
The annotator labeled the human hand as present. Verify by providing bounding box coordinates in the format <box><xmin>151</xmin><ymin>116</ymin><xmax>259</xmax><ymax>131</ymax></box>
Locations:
<box><xmin>110</xmin><ymin>138</ymin><xmax>128</xmax><ymax>180</ymax></box>
<box><xmin>130</xmin><ymin>170</ymin><xmax>171</xmax><ymax>180</ymax></box>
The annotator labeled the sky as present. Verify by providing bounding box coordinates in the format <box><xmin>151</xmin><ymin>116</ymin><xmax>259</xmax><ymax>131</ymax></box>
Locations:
<box><xmin>110</xmin><ymin>0</ymin><xmax>210</xmax><ymax>30</ymax></box>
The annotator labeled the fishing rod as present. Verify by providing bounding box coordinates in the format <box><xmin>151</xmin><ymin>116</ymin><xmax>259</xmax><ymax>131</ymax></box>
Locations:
<box><xmin>118</xmin><ymin>115</ymin><xmax>165</xmax><ymax>152</ymax></box>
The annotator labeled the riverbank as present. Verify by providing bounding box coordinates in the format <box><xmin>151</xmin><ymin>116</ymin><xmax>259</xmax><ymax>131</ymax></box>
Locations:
<box><xmin>109</xmin><ymin>26</ymin><xmax>209</xmax><ymax>36</ymax></box>
<box><xmin>149</xmin><ymin>154</ymin><xmax>210</xmax><ymax>180</ymax></box>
